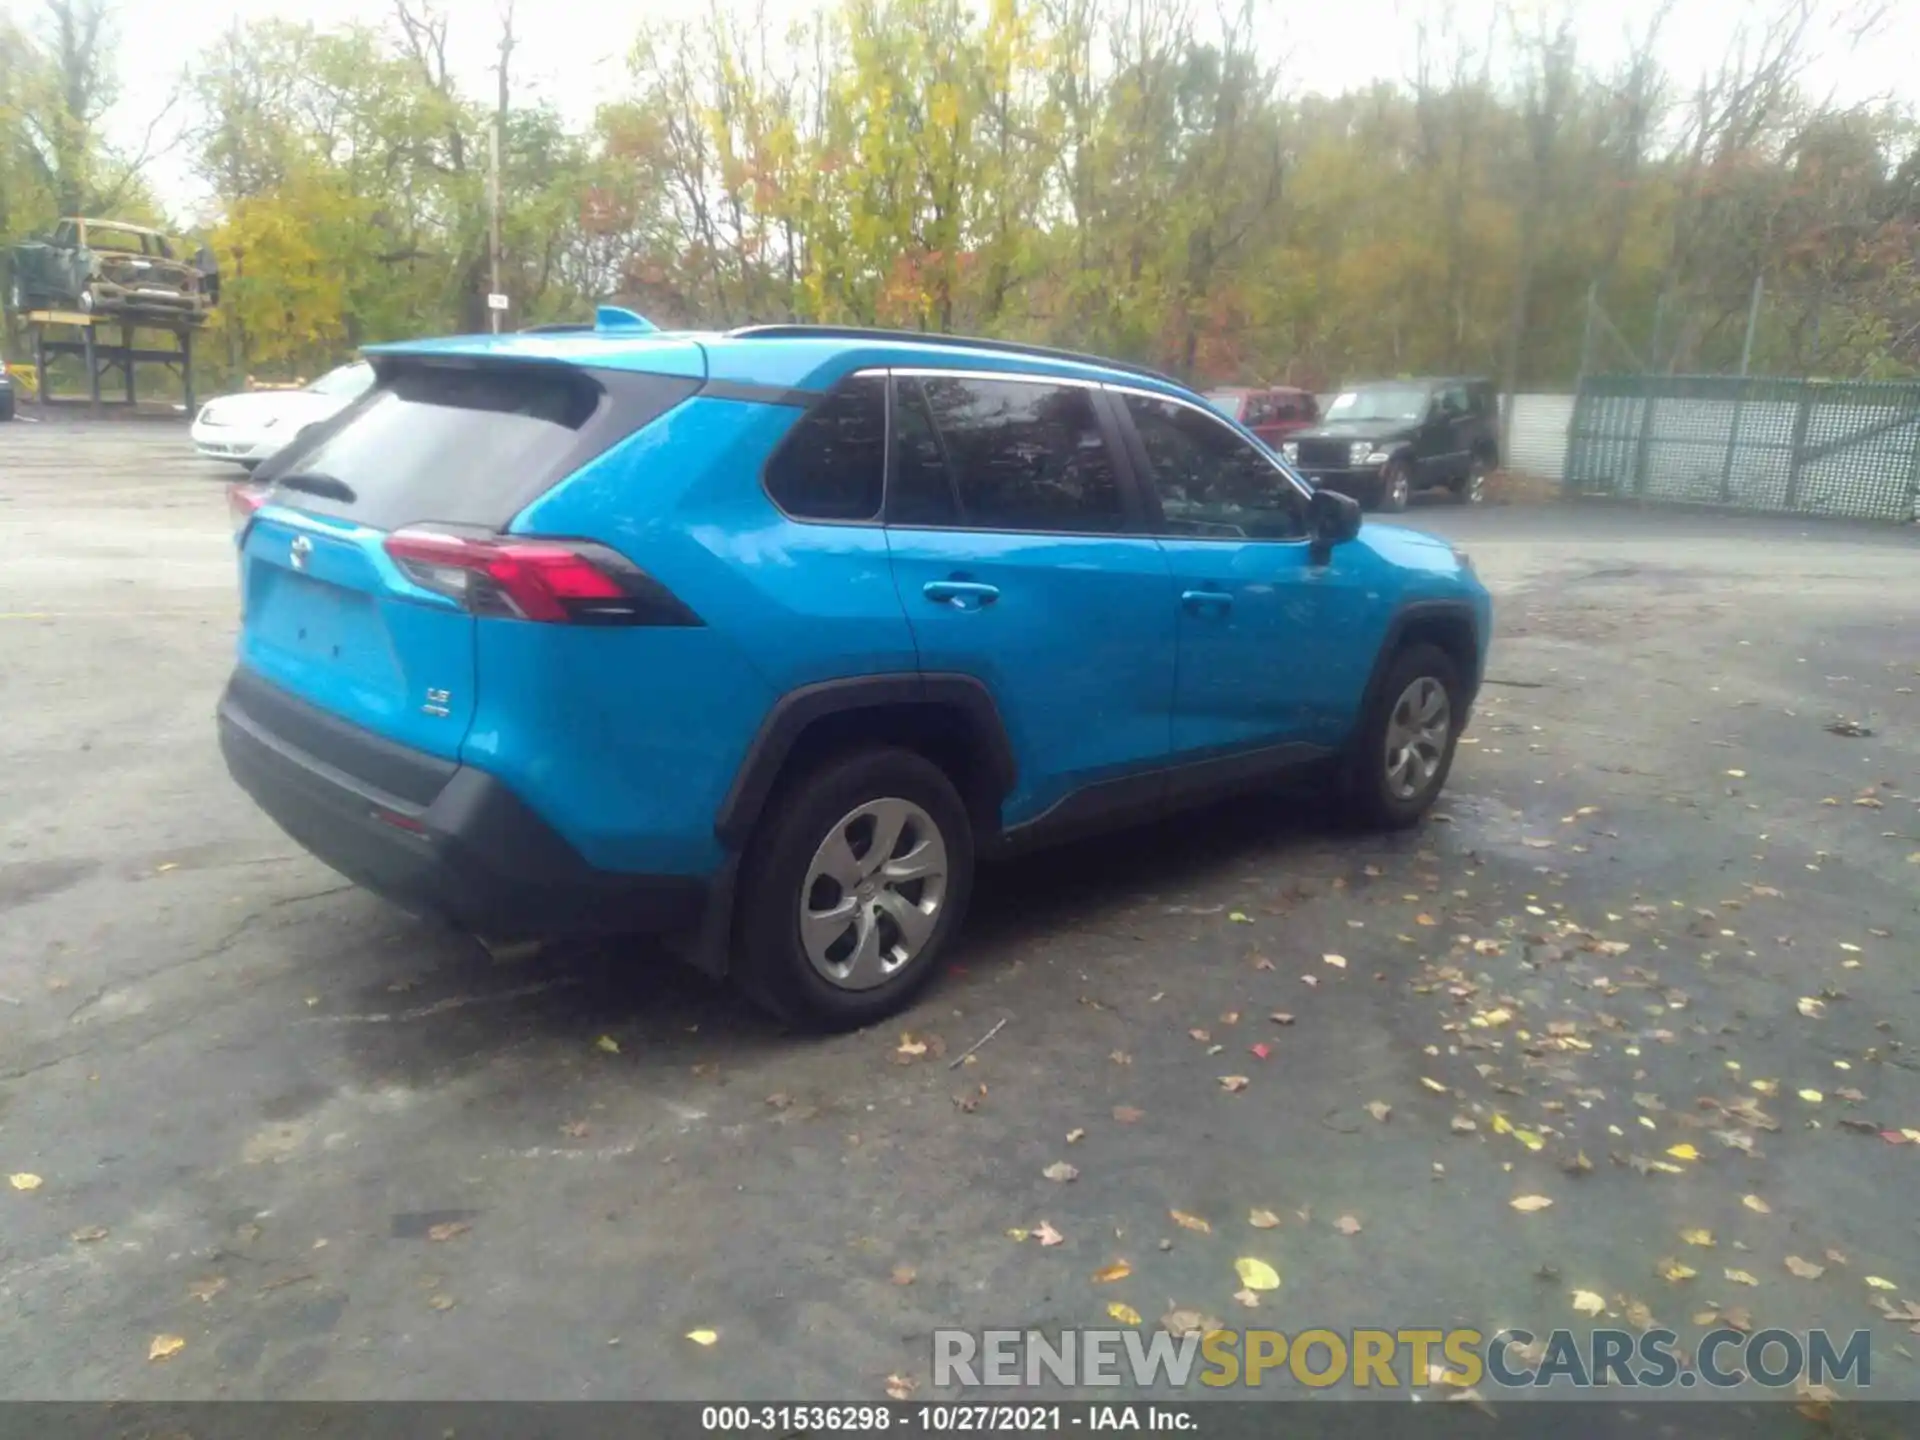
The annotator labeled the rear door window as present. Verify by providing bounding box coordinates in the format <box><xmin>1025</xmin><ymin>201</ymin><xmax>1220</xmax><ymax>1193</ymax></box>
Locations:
<box><xmin>907</xmin><ymin>376</ymin><xmax>1126</xmax><ymax>533</ymax></box>
<box><xmin>262</xmin><ymin>363</ymin><xmax>696</xmax><ymax>532</ymax></box>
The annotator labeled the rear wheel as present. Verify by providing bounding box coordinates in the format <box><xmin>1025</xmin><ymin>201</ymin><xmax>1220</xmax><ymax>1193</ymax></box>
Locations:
<box><xmin>1452</xmin><ymin>455</ymin><xmax>1489</xmax><ymax>504</ymax></box>
<box><xmin>733</xmin><ymin>747</ymin><xmax>973</xmax><ymax>1031</ymax></box>
<box><xmin>1342</xmin><ymin>643</ymin><xmax>1462</xmax><ymax>829</ymax></box>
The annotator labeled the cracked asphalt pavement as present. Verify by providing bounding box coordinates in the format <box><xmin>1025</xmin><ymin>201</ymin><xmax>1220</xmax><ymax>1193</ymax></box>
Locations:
<box><xmin>1</xmin><ymin>422</ymin><xmax>1917</xmax><ymax>1405</ymax></box>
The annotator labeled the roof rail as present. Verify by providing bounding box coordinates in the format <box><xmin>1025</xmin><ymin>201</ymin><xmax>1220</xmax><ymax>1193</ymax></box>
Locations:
<box><xmin>724</xmin><ymin>324</ymin><xmax>1182</xmax><ymax>388</ymax></box>
<box><xmin>519</xmin><ymin>322</ymin><xmax>594</xmax><ymax>334</ymax></box>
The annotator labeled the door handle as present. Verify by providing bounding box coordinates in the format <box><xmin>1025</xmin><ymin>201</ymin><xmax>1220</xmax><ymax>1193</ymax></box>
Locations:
<box><xmin>923</xmin><ymin>580</ymin><xmax>1000</xmax><ymax>609</ymax></box>
<box><xmin>1181</xmin><ymin>589</ymin><xmax>1233</xmax><ymax>612</ymax></box>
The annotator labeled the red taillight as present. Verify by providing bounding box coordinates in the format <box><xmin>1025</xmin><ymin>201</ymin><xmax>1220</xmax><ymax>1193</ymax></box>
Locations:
<box><xmin>228</xmin><ymin>482</ymin><xmax>266</xmax><ymax>539</ymax></box>
<box><xmin>382</xmin><ymin>528</ymin><xmax>697</xmax><ymax>627</ymax></box>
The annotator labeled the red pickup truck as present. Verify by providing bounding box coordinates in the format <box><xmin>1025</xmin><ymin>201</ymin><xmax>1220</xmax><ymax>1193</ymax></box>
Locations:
<box><xmin>1202</xmin><ymin>386</ymin><xmax>1320</xmax><ymax>449</ymax></box>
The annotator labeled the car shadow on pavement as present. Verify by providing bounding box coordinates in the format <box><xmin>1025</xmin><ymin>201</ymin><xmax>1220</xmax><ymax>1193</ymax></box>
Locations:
<box><xmin>317</xmin><ymin>782</ymin><xmax>1384</xmax><ymax>1090</ymax></box>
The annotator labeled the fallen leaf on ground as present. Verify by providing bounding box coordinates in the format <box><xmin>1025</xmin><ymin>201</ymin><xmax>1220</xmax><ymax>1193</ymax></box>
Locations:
<box><xmin>148</xmin><ymin>1335</ymin><xmax>185</xmax><ymax>1362</ymax></box>
<box><xmin>1623</xmin><ymin>1298</ymin><xmax>1655</xmax><ymax>1330</ymax></box>
<box><xmin>1323</xmin><ymin>953</ymin><xmax>1348</xmax><ymax>968</ymax></box>
<box><xmin>1334</xmin><ymin>1214</ymin><xmax>1363</xmax><ymax>1235</ymax></box>
<box><xmin>896</xmin><ymin>1034</ymin><xmax>928</xmax><ymax>1058</ymax></box>
<box><xmin>1248</xmin><ymin>1041</ymin><xmax>1271</xmax><ymax>1060</ymax></box>
<box><xmin>1666</xmin><ymin>1144</ymin><xmax>1700</xmax><ymax>1161</ymax></box>
<box><xmin>1228</xmin><ymin>912</ymin><xmax>1252</xmax><ymax>924</ymax></box>
<box><xmin>1509</xmin><ymin>1195</ymin><xmax>1554</xmax><ymax>1213</ymax></box>
<box><xmin>1218</xmin><ymin>1076</ymin><xmax>1250</xmax><ymax>1093</ymax></box>
<box><xmin>1092</xmin><ymin>1260</ymin><xmax>1133</xmax><ymax>1284</ymax></box>
<box><xmin>891</xmin><ymin>1265</ymin><xmax>916</xmax><ymax>1286</ymax></box>
<box><xmin>1108</xmin><ymin>1301</ymin><xmax>1142</xmax><ymax>1324</ymax></box>
<box><xmin>1725</xmin><ymin>1268</ymin><xmax>1759</xmax><ymax>1287</ymax></box>
<box><xmin>8</xmin><ymin>1174</ymin><xmax>42</xmax><ymax>1192</ymax></box>
<box><xmin>1169</xmin><ymin>1210</ymin><xmax>1211</xmax><ymax>1234</ymax></box>
<box><xmin>1035</xmin><ymin>1221</ymin><xmax>1064</xmax><ymax>1247</ymax></box>
<box><xmin>1232</xmin><ymin>1288</ymin><xmax>1261</xmax><ymax>1308</ymax></box>
<box><xmin>686</xmin><ymin>1329</ymin><xmax>718</xmax><ymax>1346</ymax></box>
<box><xmin>1234</xmin><ymin>1257</ymin><xmax>1281</xmax><ymax>1291</ymax></box>
<box><xmin>1416</xmin><ymin>913</ymin><xmax>1438</xmax><ymax>925</ymax></box>
<box><xmin>1571</xmin><ymin>1290</ymin><xmax>1606</xmax><ymax>1316</ymax></box>
<box><xmin>1450</xmin><ymin>1116</ymin><xmax>1478</xmax><ymax>1133</ymax></box>
<box><xmin>886</xmin><ymin>1375</ymin><xmax>916</xmax><ymax>1400</ymax></box>
<box><xmin>70</xmin><ymin>1226</ymin><xmax>108</xmax><ymax>1243</ymax></box>
<box><xmin>426</xmin><ymin>1221</ymin><xmax>469</xmax><ymax>1242</ymax></box>
<box><xmin>1248</xmin><ymin>1209</ymin><xmax>1281</xmax><ymax>1229</ymax></box>
<box><xmin>1065</xmin><ymin>1128</ymin><xmax>1086</xmax><ymax>1145</ymax></box>
<box><xmin>187</xmin><ymin>1277</ymin><xmax>228</xmax><ymax>1303</ymax></box>
<box><xmin>1006</xmin><ymin>1228</ymin><xmax>1029</xmax><ymax>1241</ymax></box>
<box><xmin>1785</xmin><ymin>1256</ymin><xmax>1825</xmax><ymax>1279</ymax></box>
<box><xmin>1866</xmin><ymin>1276</ymin><xmax>1899</xmax><ymax>1291</ymax></box>
<box><xmin>1162</xmin><ymin>1308</ymin><xmax>1220</xmax><ymax>1336</ymax></box>
<box><xmin>1563</xmin><ymin>1150</ymin><xmax>1594</xmax><ymax>1174</ymax></box>
<box><xmin>1681</xmin><ymin>1228</ymin><xmax>1716</xmax><ymax>1247</ymax></box>
<box><xmin>1042</xmin><ymin>1161</ymin><xmax>1079</xmax><ymax>1183</ymax></box>
<box><xmin>594</xmin><ymin>1035</ymin><xmax>620</xmax><ymax>1054</ymax></box>
<box><xmin>429</xmin><ymin>1294</ymin><xmax>455</xmax><ymax>1311</ymax></box>
<box><xmin>1110</xmin><ymin>1050</ymin><xmax>1132</xmax><ymax>1066</ymax></box>
<box><xmin>1420</xmin><ymin>1077</ymin><xmax>1450</xmax><ymax>1094</ymax></box>
<box><xmin>1742</xmin><ymin>1195</ymin><xmax>1771</xmax><ymax>1215</ymax></box>
<box><xmin>1750</xmin><ymin>1079</ymin><xmax>1780</xmax><ymax>1097</ymax></box>
<box><xmin>1797</xmin><ymin>997</ymin><xmax>1826</xmax><ymax>1018</ymax></box>
<box><xmin>1112</xmin><ymin>1106</ymin><xmax>1144</xmax><ymax>1124</ymax></box>
<box><xmin>1656</xmin><ymin>1257</ymin><xmax>1697</xmax><ymax>1282</ymax></box>
<box><xmin>1189</xmin><ymin>1028</ymin><xmax>1211</xmax><ymax>1043</ymax></box>
<box><xmin>1269</xmin><ymin>1012</ymin><xmax>1295</xmax><ymax>1026</ymax></box>
<box><xmin>1721</xmin><ymin>1305</ymin><xmax>1753</xmax><ymax>1332</ymax></box>
<box><xmin>1365</xmin><ymin>1101</ymin><xmax>1392</xmax><ymax>1122</ymax></box>
<box><xmin>1727</xmin><ymin>769</ymin><xmax>1747</xmax><ymax>778</ymax></box>
<box><xmin>1799</xmin><ymin>1089</ymin><xmax>1823</xmax><ymax>1104</ymax></box>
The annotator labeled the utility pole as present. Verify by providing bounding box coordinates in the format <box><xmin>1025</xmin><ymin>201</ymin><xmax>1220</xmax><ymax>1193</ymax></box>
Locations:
<box><xmin>1737</xmin><ymin>272</ymin><xmax>1763</xmax><ymax>377</ymax></box>
<box><xmin>488</xmin><ymin>119</ymin><xmax>502</xmax><ymax>334</ymax></box>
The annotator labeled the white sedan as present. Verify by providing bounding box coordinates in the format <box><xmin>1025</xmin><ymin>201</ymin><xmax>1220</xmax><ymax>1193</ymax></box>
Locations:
<box><xmin>190</xmin><ymin>361</ymin><xmax>374</xmax><ymax>467</ymax></box>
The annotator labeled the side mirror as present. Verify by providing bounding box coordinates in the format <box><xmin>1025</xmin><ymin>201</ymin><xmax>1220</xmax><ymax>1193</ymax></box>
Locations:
<box><xmin>1308</xmin><ymin>488</ymin><xmax>1362</xmax><ymax>557</ymax></box>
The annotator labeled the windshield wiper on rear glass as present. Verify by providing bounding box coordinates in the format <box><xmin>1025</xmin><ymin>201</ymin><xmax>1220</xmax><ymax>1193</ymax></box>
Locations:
<box><xmin>273</xmin><ymin>472</ymin><xmax>358</xmax><ymax>503</ymax></box>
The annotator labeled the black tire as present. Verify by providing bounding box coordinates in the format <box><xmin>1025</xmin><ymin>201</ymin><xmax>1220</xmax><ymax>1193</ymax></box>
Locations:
<box><xmin>733</xmin><ymin>746</ymin><xmax>974</xmax><ymax>1032</ymax></box>
<box><xmin>1451</xmin><ymin>455</ymin><xmax>1489</xmax><ymax>504</ymax></box>
<box><xmin>1342</xmin><ymin>643</ymin><xmax>1463</xmax><ymax>830</ymax></box>
<box><xmin>1377</xmin><ymin>458</ymin><xmax>1412</xmax><ymax>513</ymax></box>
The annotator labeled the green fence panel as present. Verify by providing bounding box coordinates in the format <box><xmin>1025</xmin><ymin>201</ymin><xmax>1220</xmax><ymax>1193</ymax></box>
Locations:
<box><xmin>1564</xmin><ymin>374</ymin><xmax>1920</xmax><ymax>522</ymax></box>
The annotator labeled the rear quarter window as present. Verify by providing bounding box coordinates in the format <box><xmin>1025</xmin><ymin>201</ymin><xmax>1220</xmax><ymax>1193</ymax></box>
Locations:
<box><xmin>261</xmin><ymin>362</ymin><xmax>698</xmax><ymax>532</ymax></box>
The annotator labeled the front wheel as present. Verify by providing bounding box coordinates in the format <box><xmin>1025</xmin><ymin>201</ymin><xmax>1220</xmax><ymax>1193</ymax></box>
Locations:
<box><xmin>733</xmin><ymin>747</ymin><xmax>974</xmax><ymax>1031</ymax></box>
<box><xmin>1342</xmin><ymin>643</ymin><xmax>1463</xmax><ymax>829</ymax></box>
<box><xmin>1375</xmin><ymin>459</ymin><xmax>1412</xmax><ymax>513</ymax></box>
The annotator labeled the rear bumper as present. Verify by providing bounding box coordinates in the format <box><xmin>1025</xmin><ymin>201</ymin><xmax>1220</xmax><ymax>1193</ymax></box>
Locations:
<box><xmin>216</xmin><ymin>670</ymin><xmax>708</xmax><ymax>940</ymax></box>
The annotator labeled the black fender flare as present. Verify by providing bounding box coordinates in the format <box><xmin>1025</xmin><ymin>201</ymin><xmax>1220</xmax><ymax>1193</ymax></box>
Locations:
<box><xmin>713</xmin><ymin>672</ymin><xmax>1018</xmax><ymax>849</ymax></box>
<box><xmin>1354</xmin><ymin>598</ymin><xmax>1483</xmax><ymax>735</ymax></box>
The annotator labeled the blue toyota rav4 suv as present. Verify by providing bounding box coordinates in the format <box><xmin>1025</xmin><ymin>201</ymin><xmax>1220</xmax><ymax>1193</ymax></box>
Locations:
<box><xmin>218</xmin><ymin>314</ymin><xmax>1491</xmax><ymax>1030</ymax></box>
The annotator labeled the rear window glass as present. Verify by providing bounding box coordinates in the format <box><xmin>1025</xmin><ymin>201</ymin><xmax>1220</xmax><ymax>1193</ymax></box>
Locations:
<box><xmin>263</xmin><ymin>364</ymin><xmax>692</xmax><ymax>531</ymax></box>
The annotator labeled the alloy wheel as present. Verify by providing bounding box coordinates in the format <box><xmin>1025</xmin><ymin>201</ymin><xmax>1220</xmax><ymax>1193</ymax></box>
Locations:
<box><xmin>1385</xmin><ymin>466</ymin><xmax>1411</xmax><ymax>511</ymax></box>
<box><xmin>1383</xmin><ymin>675</ymin><xmax>1451</xmax><ymax>802</ymax></box>
<box><xmin>799</xmin><ymin>796</ymin><xmax>949</xmax><ymax>991</ymax></box>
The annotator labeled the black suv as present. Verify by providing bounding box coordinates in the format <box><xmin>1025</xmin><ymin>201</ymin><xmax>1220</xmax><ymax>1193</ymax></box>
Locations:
<box><xmin>1278</xmin><ymin>378</ymin><xmax>1498</xmax><ymax>512</ymax></box>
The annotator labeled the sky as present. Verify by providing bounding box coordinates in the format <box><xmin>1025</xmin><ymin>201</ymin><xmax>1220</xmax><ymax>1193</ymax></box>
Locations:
<box><xmin>16</xmin><ymin>0</ymin><xmax>1918</xmax><ymax>220</ymax></box>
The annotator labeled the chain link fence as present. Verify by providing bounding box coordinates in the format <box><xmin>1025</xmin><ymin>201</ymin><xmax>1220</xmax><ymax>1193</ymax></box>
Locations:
<box><xmin>1565</xmin><ymin>374</ymin><xmax>1920</xmax><ymax>523</ymax></box>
